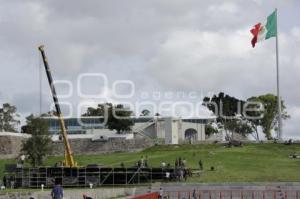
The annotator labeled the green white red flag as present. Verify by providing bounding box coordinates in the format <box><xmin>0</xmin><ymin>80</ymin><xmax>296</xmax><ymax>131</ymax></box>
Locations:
<box><xmin>250</xmin><ymin>10</ymin><xmax>277</xmax><ymax>47</ymax></box>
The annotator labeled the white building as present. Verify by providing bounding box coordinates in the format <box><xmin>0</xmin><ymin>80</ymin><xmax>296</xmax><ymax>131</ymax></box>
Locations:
<box><xmin>132</xmin><ymin>116</ymin><xmax>214</xmax><ymax>144</ymax></box>
<box><xmin>47</xmin><ymin>116</ymin><xmax>214</xmax><ymax>144</ymax></box>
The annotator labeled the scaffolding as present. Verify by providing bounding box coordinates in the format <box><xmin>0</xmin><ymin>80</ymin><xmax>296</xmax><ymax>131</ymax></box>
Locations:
<box><xmin>4</xmin><ymin>166</ymin><xmax>173</xmax><ymax>188</ymax></box>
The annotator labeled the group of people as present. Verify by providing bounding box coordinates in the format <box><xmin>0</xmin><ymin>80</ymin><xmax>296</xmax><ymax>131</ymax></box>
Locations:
<box><xmin>133</xmin><ymin>156</ymin><xmax>203</xmax><ymax>171</ymax></box>
<box><xmin>120</xmin><ymin>155</ymin><xmax>150</xmax><ymax>168</ymax></box>
<box><xmin>160</xmin><ymin>157</ymin><xmax>194</xmax><ymax>182</ymax></box>
<box><xmin>135</xmin><ymin>155</ymin><xmax>149</xmax><ymax>168</ymax></box>
<box><xmin>175</xmin><ymin>157</ymin><xmax>186</xmax><ymax>168</ymax></box>
<box><xmin>162</xmin><ymin>157</ymin><xmax>205</xmax><ymax>182</ymax></box>
<box><xmin>167</xmin><ymin>168</ymin><xmax>191</xmax><ymax>181</ymax></box>
<box><xmin>160</xmin><ymin>157</ymin><xmax>187</xmax><ymax>169</ymax></box>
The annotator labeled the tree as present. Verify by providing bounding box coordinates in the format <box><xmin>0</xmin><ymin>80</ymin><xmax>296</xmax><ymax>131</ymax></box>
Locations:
<box><xmin>140</xmin><ymin>109</ymin><xmax>151</xmax><ymax>116</ymax></box>
<box><xmin>83</xmin><ymin>103</ymin><xmax>134</xmax><ymax>134</ymax></box>
<box><xmin>226</xmin><ymin>119</ymin><xmax>253</xmax><ymax>137</ymax></box>
<box><xmin>82</xmin><ymin>104</ymin><xmax>106</xmax><ymax>117</ymax></box>
<box><xmin>203</xmin><ymin>92</ymin><xmax>246</xmax><ymax>139</ymax></box>
<box><xmin>0</xmin><ymin>103</ymin><xmax>20</xmax><ymax>132</ymax></box>
<box><xmin>242</xmin><ymin>101</ymin><xmax>263</xmax><ymax>141</ymax></box>
<box><xmin>203</xmin><ymin>92</ymin><xmax>245</xmax><ymax>119</ymax></box>
<box><xmin>21</xmin><ymin>115</ymin><xmax>53</xmax><ymax>166</ymax></box>
<box><xmin>205</xmin><ymin>123</ymin><xmax>218</xmax><ymax>136</ymax></box>
<box><xmin>108</xmin><ymin>104</ymin><xmax>134</xmax><ymax>133</ymax></box>
<box><xmin>247</xmin><ymin>94</ymin><xmax>289</xmax><ymax>140</ymax></box>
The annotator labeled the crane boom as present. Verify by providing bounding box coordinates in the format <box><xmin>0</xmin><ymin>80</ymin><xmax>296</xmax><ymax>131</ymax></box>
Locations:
<box><xmin>38</xmin><ymin>45</ymin><xmax>77</xmax><ymax>168</ymax></box>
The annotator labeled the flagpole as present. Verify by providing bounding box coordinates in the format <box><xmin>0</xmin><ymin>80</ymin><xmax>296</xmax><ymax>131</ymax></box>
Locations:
<box><xmin>275</xmin><ymin>8</ymin><xmax>282</xmax><ymax>140</ymax></box>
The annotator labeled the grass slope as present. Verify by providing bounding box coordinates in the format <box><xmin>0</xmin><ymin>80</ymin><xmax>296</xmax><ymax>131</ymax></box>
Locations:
<box><xmin>1</xmin><ymin>143</ymin><xmax>300</xmax><ymax>182</ymax></box>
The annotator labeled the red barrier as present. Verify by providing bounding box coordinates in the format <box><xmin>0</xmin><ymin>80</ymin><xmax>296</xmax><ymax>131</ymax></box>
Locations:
<box><xmin>131</xmin><ymin>192</ymin><xmax>158</xmax><ymax>199</ymax></box>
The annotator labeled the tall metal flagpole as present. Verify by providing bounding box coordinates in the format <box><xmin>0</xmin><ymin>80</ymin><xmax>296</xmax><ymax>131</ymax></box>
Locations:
<box><xmin>275</xmin><ymin>8</ymin><xmax>282</xmax><ymax>139</ymax></box>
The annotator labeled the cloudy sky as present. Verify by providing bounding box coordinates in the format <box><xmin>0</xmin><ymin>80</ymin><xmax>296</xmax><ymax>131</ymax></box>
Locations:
<box><xmin>0</xmin><ymin>0</ymin><xmax>299</xmax><ymax>138</ymax></box>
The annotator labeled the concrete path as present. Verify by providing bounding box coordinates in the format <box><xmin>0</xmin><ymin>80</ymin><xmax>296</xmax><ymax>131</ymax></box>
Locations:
<box><xmin>1</xmin><ymin>183</ymin><xmax>300</xmax><ymax>199</ymax></box>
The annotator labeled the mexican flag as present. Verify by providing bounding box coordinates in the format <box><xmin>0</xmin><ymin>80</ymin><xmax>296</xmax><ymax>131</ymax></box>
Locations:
<box><xmin>250</xmin><ymin>10</ymin><xmax>277</xmax><ymax>47</ymax></box>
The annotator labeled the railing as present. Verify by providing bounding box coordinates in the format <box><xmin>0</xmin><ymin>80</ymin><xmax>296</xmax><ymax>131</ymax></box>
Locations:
<box><xmin>4</xmin><ymin>167</ymin><xmax>172</xmax><ymax>188</ymax></box>
<box><xmin>163</xmin><ymin>190</ymin><xmax>300</xmax><ymax>199</ymax></box>
<box><xmin>133</xmin><ymin>119</ymin><xmax>155</xmax><ymax>139</ymax></box>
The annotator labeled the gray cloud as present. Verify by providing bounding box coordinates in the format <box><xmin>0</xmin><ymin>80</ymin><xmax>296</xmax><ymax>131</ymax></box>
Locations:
<box><xmin>0</xmin><ymin>0</ymin><xmax>299</xmax><ymax>138</ymax></box>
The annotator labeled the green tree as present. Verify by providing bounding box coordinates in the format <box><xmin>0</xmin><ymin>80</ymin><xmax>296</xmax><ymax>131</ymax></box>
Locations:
<box><xmin>205</xmin><ymin>123</ymin><xmax>218</xmax><ymax>136</ymax></box>
<box><xmin>0</xmin><ymin>103</ymin><xmax>20</xmax><ymax>132</ymax></box>
<box><xmin>21</xmin><ymin>115</ymin><xmax>53</xmax><ymax>166</ymax></box>
<box><xmin>108</xmin><ymin>104</ymin><xmax>134</xmax><ymax>133</ymax></box>
<box><xmin>203</xmin><ymin>92</ymin><xmax>247</xmax><ymax>138</ymax></box>
<box><xmin>243</xmin><ymin>101</ymin><xmax>263</xmax><ymax>141</ymax></box>
<box><xmin>83</xmin><ymin>103</ymin><xmax>134</xmax><ymax>134</ymax></box>
<box><xmin>226</xmin><ymin>119</ymin><xmax>253</xmax><ymax>137</ymax></box>
<box><xmin>140</xmin><ymin>109</ymin><xmax>151</xmax><ymax>116</ymax></box>
<box><xmin>82</xmin><ymin>104</ymin><xmax>106</xmax><ymax>117</ymax></box>
<box><xmin>247</xmin><ymin>94</ymin><xmax>289</xmax><ymax>140</ymax></box>
<box><xmin>203</xmin><ymin>92</ymin><xmax>245</xmax><ymax>119</ymax></box>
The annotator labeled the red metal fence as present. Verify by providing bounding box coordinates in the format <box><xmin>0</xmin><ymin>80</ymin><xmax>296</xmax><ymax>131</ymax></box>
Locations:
<box><xmin>163</xmin><ymin>190</ymin><xmax>300</xmax><ymax>199</ymax></box>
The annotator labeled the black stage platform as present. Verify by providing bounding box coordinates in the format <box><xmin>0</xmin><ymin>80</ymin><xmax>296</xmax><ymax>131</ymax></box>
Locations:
<box><xmin>4</xmin><ymin>166</ymin><xmax>174</xmax><ymax>188</ymax></box>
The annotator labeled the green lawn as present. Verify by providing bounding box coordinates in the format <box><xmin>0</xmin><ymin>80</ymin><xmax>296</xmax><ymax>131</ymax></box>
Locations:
<box><xmin>1</xmin><ymin>143</ymin><xmax>300</xmax><ymax>182</ymax></box>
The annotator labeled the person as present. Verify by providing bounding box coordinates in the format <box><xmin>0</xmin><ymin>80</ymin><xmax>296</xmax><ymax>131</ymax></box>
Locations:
<box><xmin>165</xmin><ymin>172</ymin><xmax>170</xmax><ymax>181</ymax></box>
<box><xmin>175</xmin><ymin>158</ymin><xmax>179</xmax><ymax>168</ymax></box>
<box><xmin>145</xmin><ymin>155</ymin><xmax>149</xmax><ymax>168</ymax></box>
<box><xmin>183</xmin><ymin>169</ymin><xmax>187</xmax><ymax>181</ymax></box>
<box><xmin>178</xmin><ymin>157</ymin><xmax>182</xmax><ymax>167</ymax></box>
<box><xmin>140</xmin><ymin>156</ymin><xmax>144</xmax><ymax>167</ymax></box>
<box><xmin>9</xmin><ymin>176</ymin><xmax>15</xmax><ymax>189</ymax></box>
<box><xmin>198</xmin><ymin>160</ymin><xmax>203</xmax><ymax>170</ymax></box>
<box><xmin>51</xmin><ymin>182</ymin><xmax>63</xmax><ymax>199</ymax></box>
<box><xmin>158</xmin><ymin>187</ymin><xmax>163</xmax><ymax>199</ymax></box>
<box><xmin>137</xmin><ymin>160</ymin><xmax>142</xmax><ymax>168</ymax></box>
<box><xmin>166</xmin><ymin>163</ymin><xmax>171</xmax><ymax>169</ymax></box>
<box><xmin>120</xmin><ymin>162</ymin><xmax>125</xmax><ymax>168</ymax></box>
<box><xmin>180</xmin><ymin>169</ymin><xmax>184</xmax><ymax>181</ymax></box>
<box><xmin>20</xmin><ymin>154</ymin><xmax>26</xmax><ymax>165</ymax></box>
<box><xmin>2</xmin><ymin>176</ymin><xmax>6</xmax><ymax>188</ymax></box>
<box><xmin>192</xmin><ymin>189</ymin><xmax>197</xmax><ymax>199</ymax></box>
<box><xmin>182</xmin><ymin>158</ymin><xmax>186</xmax><ymax>167</ymax></box>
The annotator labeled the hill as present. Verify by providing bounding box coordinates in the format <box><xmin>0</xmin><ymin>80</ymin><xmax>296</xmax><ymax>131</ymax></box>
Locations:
<box><xmin>1</xmin><ymin>143</ymin><xmax>300</xmax><ymax>182</ymax></box>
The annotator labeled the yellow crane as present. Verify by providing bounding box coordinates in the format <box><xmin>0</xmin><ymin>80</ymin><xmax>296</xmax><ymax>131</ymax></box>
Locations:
<box><xmin>38</xmin><ymin>45</ymin><xmax>78</xmax><ymax>168</ymax></box>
